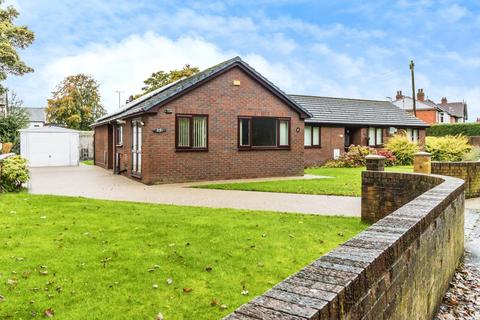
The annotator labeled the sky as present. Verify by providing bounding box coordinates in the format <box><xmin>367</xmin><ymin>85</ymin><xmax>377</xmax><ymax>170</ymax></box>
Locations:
<box><xmin>5</xmin><ymin>0</ymin><xmax>480</xmax><ymax>119</ymax></box>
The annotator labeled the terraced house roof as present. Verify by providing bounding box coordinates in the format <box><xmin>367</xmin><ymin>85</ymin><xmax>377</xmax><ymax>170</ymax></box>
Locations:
<box><xmin>289</xmin><ymin>95</ymin><xmax>429</xmax><ymax>127</ymax></box>
<box><xmin>93</xmin><ymin>57</ymin><xmax>311</xmax><ymax>126</ymax></box>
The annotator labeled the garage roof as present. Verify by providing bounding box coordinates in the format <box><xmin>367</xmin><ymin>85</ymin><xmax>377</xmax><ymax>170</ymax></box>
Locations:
<box><xmin>19</xmin><ymin>126</ymin><xmax>80</xmax><ymax>133</ymax></box>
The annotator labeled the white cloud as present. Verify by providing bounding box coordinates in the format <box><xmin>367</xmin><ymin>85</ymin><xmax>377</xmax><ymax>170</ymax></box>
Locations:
<box><xmin>437</xmin><ymin>4</ymin><xmax>469</xmax><ymax>23</ymax></box>
<box><xmin>36</xmin><ymin>33</ymin><xmax>236</xmax><ymax>113</ymax></box>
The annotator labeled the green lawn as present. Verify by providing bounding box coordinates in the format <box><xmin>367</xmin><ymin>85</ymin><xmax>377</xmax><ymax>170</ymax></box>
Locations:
<box><xmin>198</xmin><ymin>166</ymin><xmax>413</xmax><ymax>197</ymax></box>
<box><xmin>81</xmin><ymin>160</ymin><xmax>94</xmax><ymax>165</ymax></box>
<box><xmin>0</xmin><ymin>194</ymin><xmax>367</xmax><ymax>319</ymax></box>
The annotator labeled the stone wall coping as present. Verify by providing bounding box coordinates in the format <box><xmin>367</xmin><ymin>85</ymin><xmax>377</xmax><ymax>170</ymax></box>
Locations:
<box><xmin>414</xmin><ymin>151</ymin><xmax>432</xmax><ymax>156</ymax></box>
<box><xmin>224</xmin><ymin>172</ymin><xmax>465</xmax><ymax>320</ymax></box>
<box><xmin>365</xmin><ymin>154</ymin><xmax>386</xmax><ymax>159</ymax></box>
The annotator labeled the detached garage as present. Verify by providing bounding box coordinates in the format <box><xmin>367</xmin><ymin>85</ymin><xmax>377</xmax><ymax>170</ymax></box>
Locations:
<box><xmin>20</xmin><ymin>126</ymin><xmax>80</xmax><ymax>167</ymax></box>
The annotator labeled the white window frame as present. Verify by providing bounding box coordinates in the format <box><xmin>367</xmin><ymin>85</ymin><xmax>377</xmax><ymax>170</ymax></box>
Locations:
<box><xmin>131</xmin><ymin>120</ymin><xmax>142</xmax><ymax>175</ymax></box>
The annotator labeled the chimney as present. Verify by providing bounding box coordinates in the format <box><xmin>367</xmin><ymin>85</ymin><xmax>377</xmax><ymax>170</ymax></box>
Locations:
<box><xmin>395</xmin><ymin>90</ymin><xmax>403</xmax><ymax>100</ymax></box>
<box><xmin>441</xmin><ymin>97</ymin><xmax>448</xmax><ymax>105</ymax></box>
<box><xmin>417</xmin><ymin>88</ymin><xmax>425</xmax><ymax>101</ymax></box>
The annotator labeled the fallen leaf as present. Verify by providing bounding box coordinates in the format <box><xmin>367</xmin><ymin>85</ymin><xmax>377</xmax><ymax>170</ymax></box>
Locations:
<box><xmin>166</xmin><ymin>278</ymin><xmax>173</xmax><ymax>285</ymax></box>
<box><xmin>39</xmin><ymin>270</ymin><xmax>48</xmax><ymax>276</ymax></box>
<box><xmin>241</xmin><ymin>290</ymin><xmax>249</xmax><ymax>296</ymax></box>
<box><xmin>205</xmin><ymin>266</ymin><xmax>213</xmax><ymax>272</ymax></box>
<box><xmin>0</xmin><ymin>295</ymin><xmax>4</xmax><ymax>302</ymax></box>
<box><xmin>44</xmin><ymin>308</ymin><xmax>54</xmax><ymax>318</ymax></box>
<box><xmin>220</xmin><ymin>304</ymin><xmax>228</xmax><ymax>310</ymax></box>
<box><xmin>183</xmin><ymin>287</ymin><xmax>192</xmax><ymax>293</ymax></box>
<box><xmin>152</xmin><ymin>284</ymin><xmax>158</xmax><ymax>289</ymax></box>
<box><xmin>211</xmin><ymin>299</ymin><xmax>219</xmax><ymax>306</ymax></box>
<box><xmin>40</xmin><ymin>216</ymin><xmax>47</xmax><ymax>219</ymax></box>
<box><xmin>6</xmin><ymin>279</ymin><xmax>17</xmax><ymax>286</ymax></box>
<box><xmin>155</xmin><ymin>312</ymin><xmax>164</xmax><ymax>320</ymax></box>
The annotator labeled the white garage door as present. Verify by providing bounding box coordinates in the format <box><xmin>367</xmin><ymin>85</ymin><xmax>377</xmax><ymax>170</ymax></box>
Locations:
<box><xmin>20</xmin><ymin>128</ymin><xmax>80</xmax><ymax>167</ymax></box>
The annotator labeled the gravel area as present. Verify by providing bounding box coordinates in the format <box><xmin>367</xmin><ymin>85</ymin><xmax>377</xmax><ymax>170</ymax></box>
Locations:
<box><xmin>435</xmin><ymin>209</ymin><xmax>480</xmax><ymax>320</ymax></box>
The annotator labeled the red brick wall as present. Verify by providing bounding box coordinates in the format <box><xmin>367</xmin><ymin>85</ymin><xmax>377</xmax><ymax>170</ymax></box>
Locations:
<box><xmin>93</xmin><ymin>124</ymin><xmax>111</xmax><ymax>169</ymax></box>
<box><xmin>304</xmin><ymin>126</ymin><xmax>344</xmax><ymax>167</ymax></box>
<box><xmin>113</xmin><ymin>67</ymin><xmax>305</xmax><ymax>184</ymax></box>
<box><xmin>408</xmin><ymin>110</ymin><xmax>437</xmax><ymax>124</ymax></box>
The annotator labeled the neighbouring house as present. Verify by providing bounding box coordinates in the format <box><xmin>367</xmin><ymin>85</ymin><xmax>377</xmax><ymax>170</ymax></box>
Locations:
<box><xmin>289</xmin><ymin>95</ymin><xmax>429</xmax><ymax>167</ymax></box>
<box><xmin>26</xmin><ymin>107</ymin><xmax>47</xmax><ymax>128</ymax></box>
<box><xmin>438</xmin><ymin>97</ymin><xmax>468</xmax><ymax>123</ymax></box>
<box><xmin>92</xmin><ymin>57</ymin><xmax>311</xmax><ymax>184</ymax></box>
<box><xmin>393</xmin><ymin>89</ymin><xmax>468</xmax><ymax>124</ymax></box>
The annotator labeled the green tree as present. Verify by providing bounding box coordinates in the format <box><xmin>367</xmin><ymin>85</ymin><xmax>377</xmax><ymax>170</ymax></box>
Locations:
<box><xmin>46</xmin><ymin>74</ymin><xmax>106</xmax><ymax>130</ymax></box>
<box><xmin>134</xmin><ymin>64</ymin><xmax>200</xmax><ymax>98</ymax></box>
<box><xmin>0</xmin><ymin>90</ymin><xmax>29</xmax><ymax>152</ymax></box>
<box><xmin>0</xmin><ymin>1</ymin><xmax>35</xmax><ymax>92</ymax></box>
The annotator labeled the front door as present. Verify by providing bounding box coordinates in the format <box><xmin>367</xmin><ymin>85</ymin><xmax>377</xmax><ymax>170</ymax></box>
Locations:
<box><xmin>131</xmin><ymin>121</ymin><xmax>142</xmax><ymax>176</ymax></box>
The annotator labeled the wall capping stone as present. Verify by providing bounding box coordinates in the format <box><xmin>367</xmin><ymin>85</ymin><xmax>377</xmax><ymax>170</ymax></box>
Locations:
<box><xmin>432</xmin><ymin>161</ymin><xmax>480</xmax><ymax>198</ymax></box>
<box><xmin>224</xmin><ymin>171</ymin><xmax>465</xmax><ymax>320</ymax></box>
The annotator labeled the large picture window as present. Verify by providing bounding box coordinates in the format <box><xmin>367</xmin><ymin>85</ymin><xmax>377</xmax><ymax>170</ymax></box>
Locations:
<box><xmin>368</xmin><ymin>127</ymin><xmax>383</xmax><ymax>146</ymax></box>
<box><xmin>304</xmin><ymin>125</ymin><xmax>321</xmax><ymax>147</ymax></box>
<box><xmin>238</xmin><ymin>117</ymin><xmax>290</xmax><ymax>149</ymax></box>
<box><xmin>176</xmin><ymin>114</ymin><xmax>208</xmax><ymax>150</ymax></box>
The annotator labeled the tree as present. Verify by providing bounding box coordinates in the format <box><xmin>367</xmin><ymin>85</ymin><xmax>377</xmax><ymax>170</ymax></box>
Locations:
<box><xmin>0</xmin><ymin>90</ymin><xmax>29</xmax><ymax>152</ymax></box>
<box><xmin>46</xmin><ymin>74</ymin><xmax>106</xmax><ymax>130</ymax></box>
<box><xmin>135</xmin><ymin>64</ymin><xmax>200</xmax><ymax>98</ymax></box>
<box><xmin>0</xmin><ymin>1</ymin><xmax>35</xmax><ymax>92</ymax></box>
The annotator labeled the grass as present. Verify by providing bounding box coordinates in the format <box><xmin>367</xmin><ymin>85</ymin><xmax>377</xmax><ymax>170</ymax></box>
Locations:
<box><xmin>198</xmin><ymin>166</ymin><xmax>413</xmax><ymax>197</ymax></box>
<box><xmin>0</xmin><ymin>193</ymin><xmax>367</xmax><ymax>319</ymax></box>
<box><xmin>81</xmin><ymin>160</ymin><xmax>94</xmax><ymax>165</ymax></box>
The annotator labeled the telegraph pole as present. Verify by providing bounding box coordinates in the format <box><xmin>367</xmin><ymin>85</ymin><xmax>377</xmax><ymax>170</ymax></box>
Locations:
<box><xmin>409</xmin><ymin>60</ymin><xmax>416</xmax><ymax>116</ymax></box>
<box><xmin>115</xmin><ymin>90</ymin><xmax>124</xmax><ymax>109</ymax></box>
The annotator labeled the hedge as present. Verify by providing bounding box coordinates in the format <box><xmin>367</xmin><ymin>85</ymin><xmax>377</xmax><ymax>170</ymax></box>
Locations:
<box><xmin>426</xmin><ymin>123</ymin><xmax>480</xmax><ymax>137</ymax></box>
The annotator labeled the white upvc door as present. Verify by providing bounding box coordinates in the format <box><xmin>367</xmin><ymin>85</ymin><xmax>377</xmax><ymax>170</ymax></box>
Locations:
<box><xmin>131</xmin><ymin>121</ymin><xmax>142</xmax><ymax>175</ymax></box>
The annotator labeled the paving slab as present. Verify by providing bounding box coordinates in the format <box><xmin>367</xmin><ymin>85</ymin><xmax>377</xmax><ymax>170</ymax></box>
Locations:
<box><xmin>28</xmin><ymin>165</ymin><xmax>360</xmax><ymax>216</ymax></box>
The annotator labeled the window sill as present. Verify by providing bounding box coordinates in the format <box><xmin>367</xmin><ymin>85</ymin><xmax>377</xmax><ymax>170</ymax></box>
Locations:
<box><xmin>116</xmin><ymin>144</ymin><xmax>124</xmax><ymax>147</ymax></box>
<box><xmin>305</xmin><ymin>146</ymin><xmax>322</xmax><ymax>149</ymax></box>
<box><xmin>175</xmin><ymin>148</ymin><xmax>209</xmax><ymax>152</ymax></box>
<box><xmin>238</xmin><ymin>146</ymin><xmax>291</xmax><ymax>151</ymax></box>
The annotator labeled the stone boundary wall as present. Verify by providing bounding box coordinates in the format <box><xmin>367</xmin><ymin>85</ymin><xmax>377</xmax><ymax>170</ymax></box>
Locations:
<box><xmin>431</xmin><ymin>161</ymin><xmax>480</xmax><ymax>198</ymax></box>
<box><xmin>224</xmin><ymin>172</ymin><xmax>465</xmax><ymax>320</ymax></box>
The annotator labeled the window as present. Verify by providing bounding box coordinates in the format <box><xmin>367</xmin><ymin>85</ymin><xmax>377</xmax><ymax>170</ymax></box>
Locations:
<box><xmin>406</xmin><ymin>128</ymin><xmax>419</xmax><ymax>143</ymax></box>
<box><xmin>439</xmin><ymin>112</ymin><xmax>445</xmax><ymax>123</ymax></box>
<box><xmin>116</xmin><ymin>125</ymin><xmax>123</xmax><ymax>145</ymax></box>
<box><xmin>176</xmin><ymin>114</ymin><xmax>208</xmax><ymax>150</ymax></box>
<box><xmin>238</xmin><ymin>117</ymin><xmax>290</xmax><ymax>149</ymax></box>
<box><xmin>368</xmin><ymin>127</ymin><xmax>383</xmax><ymax>146</ymax></box>
<box><xmin>131</xmin><ymin>121</ymin><xmax>142</xmax><ymax>175</ymax></box>
<box><xmin>304</xmin><ymin>125</ymin><xmax>321</xmax><ymax>147</ymax></box>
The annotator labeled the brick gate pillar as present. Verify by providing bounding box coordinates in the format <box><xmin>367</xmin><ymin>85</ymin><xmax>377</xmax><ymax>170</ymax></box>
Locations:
<box><xmin>365</xmin><ymin>155</ymin><xmax>386</xmax><ymax>171</ymax></box>
<box><xmin>414</xmin><ymin>152</ymin><xmax>432</xmax><ymax>174</ymax></box>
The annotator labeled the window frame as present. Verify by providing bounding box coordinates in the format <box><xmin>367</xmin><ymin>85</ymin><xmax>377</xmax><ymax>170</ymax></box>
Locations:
<box><xmin>304</xmin><ymin>125</ymin><xmax>321</xmax><ymax>148</ymax></box>
<box><xmin>116</xmin><ymin>125</ymin><xmax>124</xmax><ymax>146</ymax></box>
<box><xmin>175</xmin><ymin>114</ymin><xmax>209</xmax><ymax>151</ymax></box>
<box><xmin>406</xmin><ymin>128</ymin><xmax>420</xmax><ymax>143</ymax></box>
<box><xmin>237</xmin><ymin>116</ymin><xmax>291</xmax><ymax>150</ymax></box>
<box><xmin>368</xmin><ymin>127</ymin><xmax>384</xmax><ymax>147</ymax></box>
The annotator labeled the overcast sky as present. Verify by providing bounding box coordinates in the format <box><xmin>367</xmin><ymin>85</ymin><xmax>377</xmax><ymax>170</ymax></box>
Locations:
<box><xmin>5</xmin><ymin>0</ymin><xmax>480</xmax><ymax>119</ymax></box>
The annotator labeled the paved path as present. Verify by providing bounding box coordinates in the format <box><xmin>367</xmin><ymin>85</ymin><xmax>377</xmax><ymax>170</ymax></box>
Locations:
<box><xmin>28</xmin><ymin>165</ymin><xmax>360</xmax><ymax>216</ymax></box>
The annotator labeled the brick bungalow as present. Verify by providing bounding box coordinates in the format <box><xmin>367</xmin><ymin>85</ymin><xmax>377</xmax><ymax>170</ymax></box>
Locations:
<box><xmin>92</xmin><ymin>57</ymin><xmax>311</xmax><ymax>184</ymax></box>
<box><xmin>289</xmin><ymin>95</ymin><xmax>429</xmax><ymax>167</ymax></box>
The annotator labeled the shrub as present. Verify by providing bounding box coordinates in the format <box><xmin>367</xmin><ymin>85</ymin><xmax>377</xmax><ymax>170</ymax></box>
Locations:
<box><xmin>384</xmin><ymin>134</ymin><xmax>419</xmax><ymax>165</ymax></box>
<box><xmin>427</xmin><ymin>123</ymin><xmax>480</xmax><ymax>137</ymax></box>
<box><xmin>0</xmin><ymin>156</ymin><xmax>29</xmax><ymax>192</ymax></box>
<box><xmin>425</xmin><ymin>135</ymin><xmax>471</xmax><ymax>161</ymax></box>
<box><xmin>463</xmin><ymin>146</ymin><xmax>480</xmax><ymax>161</ymax></box>
<box><xmin>1</xmin><ymin>142</ymin><xmax>13</xmax><ymax>154</ymax></box>
<box><xmin>377</xmin><ymin>150</ymin><xmax>396</xmax><ymax>166</ymax></box>
<box><xmin>324</xmin><ymin>145</ymin><xmax>375</xmax><ymax>168</ymax></box>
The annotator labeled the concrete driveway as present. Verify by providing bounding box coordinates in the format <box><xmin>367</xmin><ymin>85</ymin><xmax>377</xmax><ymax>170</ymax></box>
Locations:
<box><xmin>28</xmin><ymin>165</ymin><xmax>360</xmax><ymax>216</ymax></box>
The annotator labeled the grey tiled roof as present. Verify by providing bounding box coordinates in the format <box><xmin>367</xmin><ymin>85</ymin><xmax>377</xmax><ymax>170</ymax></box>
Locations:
<box><xmin>289</xmin><ymin>95</ymin><xmax>429</xmax><ymax>127</ymax></box>
<box><xmin>26</xmin><ymin>107</ymin><xmax>46</xmax><ymax>122</ymax></box>
<box><xmin>93</xmin><ymin>56</ymin><xmax>310</xmax><ymax>126</ymax></box>
<box><xmin>439</xmin><ymin>102</ymin><xmax>467</xmax><ymax>118</ymax></box>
